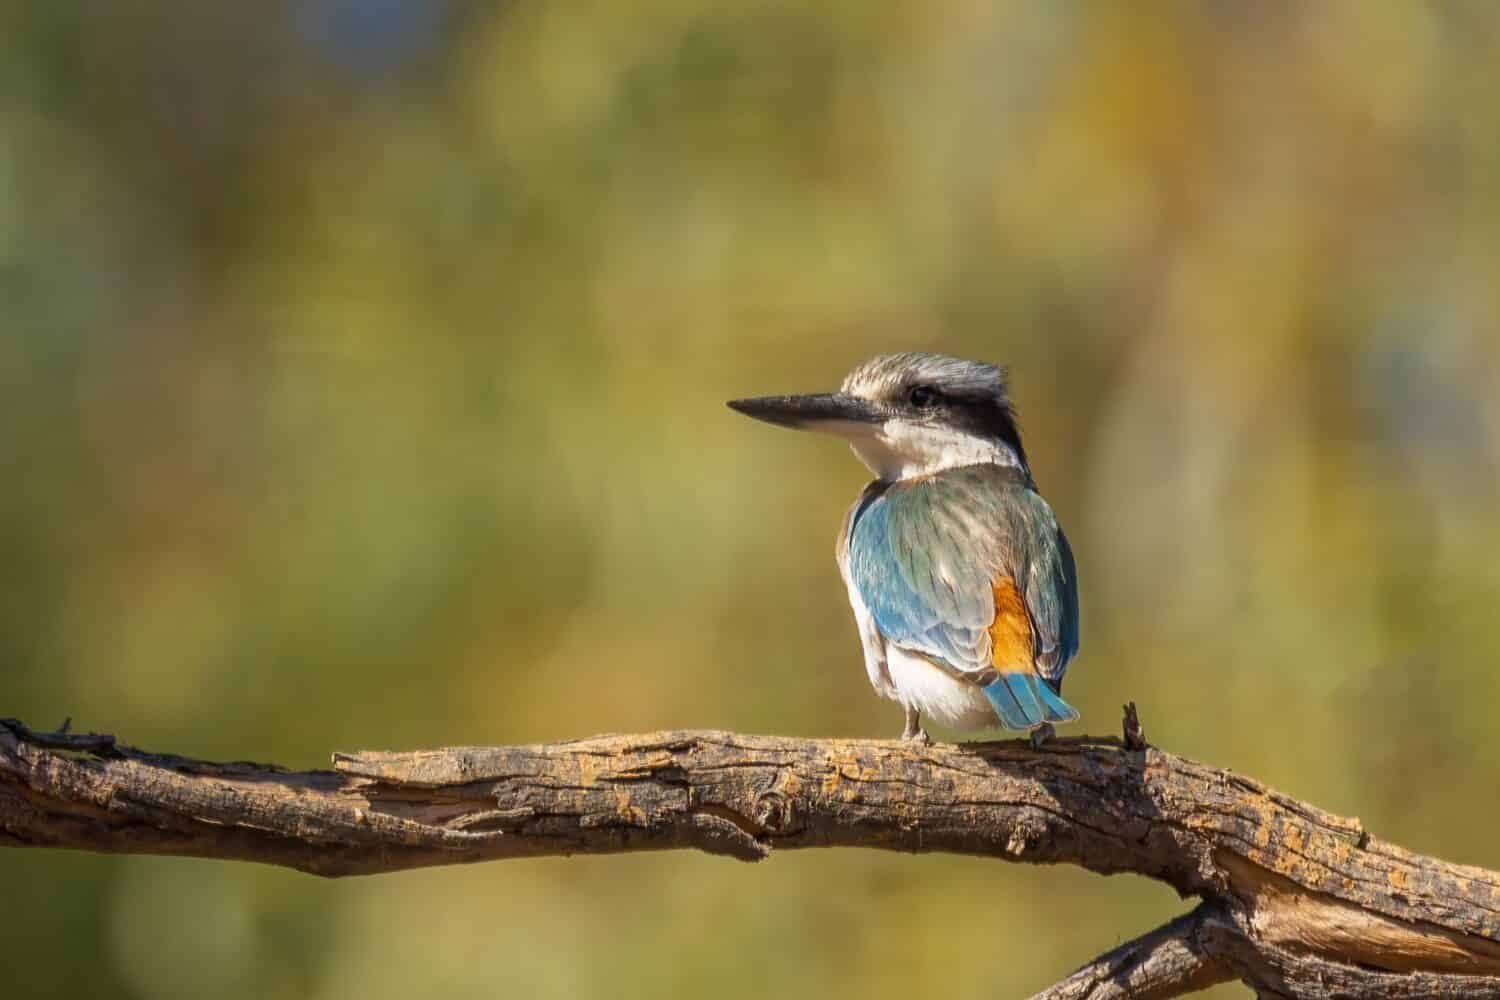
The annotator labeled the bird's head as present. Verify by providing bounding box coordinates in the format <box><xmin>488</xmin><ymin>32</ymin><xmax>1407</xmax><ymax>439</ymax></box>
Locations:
<box><xmin>728</xmin><ymin>352</ymin><xmax>1029</xmax><ymax>482</ymax></box>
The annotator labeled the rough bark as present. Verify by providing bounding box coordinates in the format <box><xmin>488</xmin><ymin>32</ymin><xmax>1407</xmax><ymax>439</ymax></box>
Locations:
<box><xmin>4</xmin><ymin>710</ymin><xmax>1499</xmax><ymax>999</ymax></box>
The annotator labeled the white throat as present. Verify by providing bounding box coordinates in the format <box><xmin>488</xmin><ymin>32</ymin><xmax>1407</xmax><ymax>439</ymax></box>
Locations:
<box><xmin>844</xmin><ymin>420</ymin><xmax>1022</xmax><ymax>481</ymax></box>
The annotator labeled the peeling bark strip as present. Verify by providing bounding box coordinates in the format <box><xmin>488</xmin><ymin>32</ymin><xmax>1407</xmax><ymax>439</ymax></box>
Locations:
<box><xmin>4</xmin><ymin>712</ymin><xmax>1500</xmax><ymax>999</ymax></box>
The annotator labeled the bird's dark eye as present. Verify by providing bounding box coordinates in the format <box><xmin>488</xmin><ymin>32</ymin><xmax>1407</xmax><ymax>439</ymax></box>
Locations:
<box><xmin>908</xmin><ymin>385</ymin><xmax>938</xmax><ymax>408</ymax></box>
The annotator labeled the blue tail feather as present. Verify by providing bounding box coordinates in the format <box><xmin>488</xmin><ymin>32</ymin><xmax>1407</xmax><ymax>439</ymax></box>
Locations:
<box><xmin>982</xmin><ymin>672</ymin><xmax>1079</xmax><ymax>730</ymax></box>
<box><xmin>983</xmin><ymin>674</ymin><xmax>1034</xmax><ymax>730</ymax></box>
<box><xmin>1036</xmin><ymin>680</ymin><xmax>1080</xmax><ymax>724</ymax></box>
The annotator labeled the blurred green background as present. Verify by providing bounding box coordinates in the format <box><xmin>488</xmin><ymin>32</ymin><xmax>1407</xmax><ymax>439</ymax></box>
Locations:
<box><xmin>4</xmin><ymin>3</ymin><xmax>1499</xmax><ymax>997</ymax></box>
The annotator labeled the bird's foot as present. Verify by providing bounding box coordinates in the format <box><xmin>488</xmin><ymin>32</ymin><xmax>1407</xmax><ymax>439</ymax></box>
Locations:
<box><xmin>901</xmin><ymin>707</ymin><xmax>930</xmax><ymax>745</ymax></box>
<box><xmin>1029</xmin><ymin>723</ymin><xmax>1055</xmax><ymax>749</ymax></box>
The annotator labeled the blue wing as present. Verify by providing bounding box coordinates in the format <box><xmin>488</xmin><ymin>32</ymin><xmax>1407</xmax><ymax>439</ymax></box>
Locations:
<box><xmin>1028</xmin><ymin>517</ymin><xmax>1079</xmax><ymax>689</ymax></box>
<box><xmin>845</xmin><ymin>479</ymin><xmax>996</xmax><ymax>677</ymax></box>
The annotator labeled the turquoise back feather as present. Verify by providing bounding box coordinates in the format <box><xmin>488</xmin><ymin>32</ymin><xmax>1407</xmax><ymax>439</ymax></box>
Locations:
<box><xmin>846</xmin><ymin>464</ymin><xmax>1080</xmax><ymax>694</ymax></box>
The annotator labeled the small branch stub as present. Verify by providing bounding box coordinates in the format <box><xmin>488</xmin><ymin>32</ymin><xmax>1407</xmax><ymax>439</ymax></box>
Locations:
<box><xmin>4</xmin><ymin>707</ymin><xmax>1500</xmax><ymax>999</ymax></box>
<box><xmin>1122</xmin><ymin>701</ymin><xmax>1148</xmax><ymax>752</ymax></box>
<box><xmin>0</xmin><ymin>717</ymin><xmax>118</xmax><ymax>756</ymax></box>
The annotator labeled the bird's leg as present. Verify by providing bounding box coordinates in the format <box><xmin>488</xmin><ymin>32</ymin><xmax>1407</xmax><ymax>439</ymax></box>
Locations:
<box><xmin>1029</xmin><ymin>723</ymin><xmax>1055</xmax><ymax>749</ymax></box>
<box><xmin>901</xmin><ymin>705</ymin><xmax>930</xmax><ymax>745</ymax></box>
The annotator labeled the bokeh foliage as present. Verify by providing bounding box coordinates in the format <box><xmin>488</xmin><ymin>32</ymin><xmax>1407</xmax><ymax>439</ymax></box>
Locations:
<box><xmin>4</xmin><ymin>3</ymin><xmax>1499</xmax><ymax>997</ymax></box>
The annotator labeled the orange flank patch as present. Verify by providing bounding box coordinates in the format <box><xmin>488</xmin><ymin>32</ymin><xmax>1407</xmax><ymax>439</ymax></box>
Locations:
<box><xmin>990</xmin><ymin>576</ymin><xmax>1035</xmax><ymax>672</ymax></box>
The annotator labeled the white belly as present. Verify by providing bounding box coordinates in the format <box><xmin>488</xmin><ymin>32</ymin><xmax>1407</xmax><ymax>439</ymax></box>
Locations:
<box><xmin>884</xmin><ymin>644</ymin><xmax>996</xmax><ymax>730</ymax></box>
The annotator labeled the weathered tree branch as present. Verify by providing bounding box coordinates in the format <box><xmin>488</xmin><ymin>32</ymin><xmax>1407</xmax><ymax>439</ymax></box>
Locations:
<box><xmin>4</xmin><ymin>709</ymin><xmax>1500</xmax><ymax>999</ymax></box>
<box><xmin>1031</xmin><ymin>905</ymin><xmax>1232</xmax><ymax>999</ymax></box>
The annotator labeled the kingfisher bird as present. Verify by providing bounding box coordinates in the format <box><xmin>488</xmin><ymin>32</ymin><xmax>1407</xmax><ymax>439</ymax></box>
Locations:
<box><xmin>728</xmin><ymin>353</ymin><xmax>1080</xmax><ymax>744</ymax></box>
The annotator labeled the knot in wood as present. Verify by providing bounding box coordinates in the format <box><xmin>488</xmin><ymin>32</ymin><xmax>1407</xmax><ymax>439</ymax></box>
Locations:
<box><xmin>1005</xmin><ymin>814</ymin><xmax>1047</xmax><ymax>857</ymax></box>
<box><xmin>753</xmin><ymin>791</ymin><xmax>795</xmax><ymax>835</ymax></box>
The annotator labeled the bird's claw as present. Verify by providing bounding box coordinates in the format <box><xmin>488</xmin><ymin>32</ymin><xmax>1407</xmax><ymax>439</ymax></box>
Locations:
<box><xmin>1029</xmin><ymin>723</ymin><xmax>1055</xmax><ymax>749</ymax></box>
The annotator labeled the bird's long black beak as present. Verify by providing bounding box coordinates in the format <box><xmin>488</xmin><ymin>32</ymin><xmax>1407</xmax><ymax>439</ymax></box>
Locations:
<box><xmin>726</xmin><ymin>392</ymin><xmax>882</xmax><ymax>431</ymax></box>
